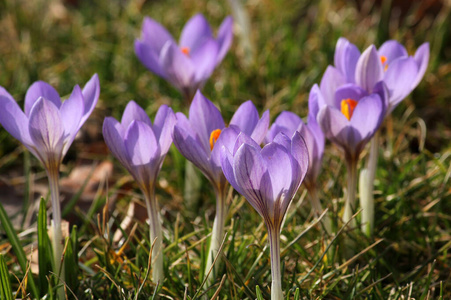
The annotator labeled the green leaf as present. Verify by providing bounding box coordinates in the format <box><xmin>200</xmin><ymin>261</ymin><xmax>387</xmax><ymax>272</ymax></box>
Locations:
<box><xmin>0</xmin><ymin>254</ymin><xmax>13</xmax><ymax>300</ymax></box>
<box><xmin>256</xmin><ymin>285</ymin><xmax>264</xmax><ymax>300</ymax></box>
<box><xmin>65</xmin><ymin>225</ymin><xmax>79</xmax><ymax>298</ymax></box>
<box><xmin>0</xmin><ymin>202</ymin><xmax>39</xmax><ymax>298</ymax></box>
<box><xmin>38</xmin><ymin>197</ymin><xmax>53</xmax><ymax>296</ymax></box>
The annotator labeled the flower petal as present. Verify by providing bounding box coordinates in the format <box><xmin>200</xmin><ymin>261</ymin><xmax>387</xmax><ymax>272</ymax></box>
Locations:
<box><xmin>188</xmin><ymin>90</ymin><xmax>225</xmax><ymax>153</ymax></box>
<box><xmin>190</xmin><ymin>38</ymin><xmax>219</xmax><ymax>82</ymax></box>
<box><xmin>80</xmin><ymin>74</ymin><xmax>100</xmax><ymax>124</ymax></box>
<box><xmin>383</xmin><ymin>57</ymin><xmax>418</xmax><ymax>107</ymax></box>
<box><xmin>265</xmin><ymin>111</ymin><xmax>302</xmax><ymax>144</ymax></box>
<box><xmin>350</xmin><ymin>93</ymin><xmax>384</xmax><ymax>141</ymax></box>
<box><xmin>0</xmin><ymin>95</ymin><xmax>33</xmax><ymax>146</ymax></box>
<box><xmin>160</xmin><ymin>41</ymin><xmax>195</xmax><ymax>92</ymax></box>
<box><xmin>25</xmin><ymin>81</ymin><xmax>61</xmax><ymax>116</ymax></box>
<box><xmin>290</xmin><ymin>131</ymin><xmax>309</xmax><ymax>185</ymax></box>
<box><xmin>121</xmin><ymin>100</ymin><xmax>152</xmax><ymax>128</ymax></box>
<box><xmin>250</xmin><ymin>110</ymin><xmax>270</xmax><ymax>144</ymax></box>
<box><xmin>124</xmin><ymin>120</ymin><xmax>159</xmax><ymax>166</ymax></box>
<box><xmin>378</xmin><ymin>40</ymin><xmax>408</xmax><ymax>64</ymax></box>
<box><xmin>153</xmin><ymin>105</ymin><xmax>176</xmax><ymax>155</ymax></box>
<box><xmin>232</xmin><ymin>132</ymin><xmax>260</xmax><ymax>155</ymax></box>
<box><xmin>0</xmin><ymin>87</ymin><xmax>14</xmax><ymax>101</ymax></box>
<box><xmin>320</xmin><ymin>66</ymin><xmax>346</xmax><ymax>106</ymax></box>
<box><xmin>355</xmin><ymin>45</ymin><xmax>384</xmax><ymax>92</ymax></box>
<box><xmin>135</xmin><ymin>40</ymin><xmax>167</xmax><ymax>78</ymax></box>
<box><xmin>28</xmin><ymin>98</ymin><xmax>65</xmax><ymax>164</ymax></box>
<box><xmin>334</xmin><ymin>37</ymin><xmax>360</xmax><ymax>83</ymax></box>
<box><xmin>141</xmin><ymin>17</ymin><xmax>176</xmax><ymax>53</ymax></box>
<box><xmin>220</xmin><ymin>145</ymin><xmax>241</xmax><ymax>193</ymax></box>
<box><xmin>60</xmin><ymin>85</ymin><xmax>84</xmax><ymax>155</ymax></box>
<box><xmin>230</xmin><ymin>100</ymin><xmax>259</xmax><ymax>135</ymax></box>
<box><xmin>216</xmin><ymin>16</ymin><xmax>233</xmax><ymax>64</ymax></box>
<box><xmin>103</xmin><ymin>117</ymin><xmax>130</xmax><ymax>170</ymax></box>
<box><xmin>334</xmin><ymin>83</ymin><xmax>368</xmax><ymax>108</ymax></box>
<box><xmin>179</xmin><ymin>14</ymin><xmax>213</xmax><ymax>53</ymax></box>
<box><xmin>308</xmin><ymin>84</ymin><xmax>326</xmax><ymax>118</ymax></box>
<box><xmin>412</xmin><ymin>42</ymin><xmax>430</xmax><ymax>89</ymax></box>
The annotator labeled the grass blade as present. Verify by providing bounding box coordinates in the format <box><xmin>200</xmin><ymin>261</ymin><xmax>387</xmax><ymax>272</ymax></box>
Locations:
<box><xmin>38</xmin><ymin>197</ymin><xmax>52</xmax><ymax>296</ymax></box>
<box><xmin>0</xmin><ymin>254</ymin><xmax>14</xmax><ymax>300</ymax></box>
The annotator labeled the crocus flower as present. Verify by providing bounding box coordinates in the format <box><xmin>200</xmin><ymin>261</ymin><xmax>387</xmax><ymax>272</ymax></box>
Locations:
<box><xmin>0</xmin><ymin>74</ymin><xmax>100</xmax><ymax>296</ymax></box>
<box><xmin>316</xmin><ymin>81</ymin><xmax>387</xmax><ymax>223</ymax></box>
<box><xmin>330</xmin><ymin>37</ymin><xmax>429</xmax><ymax>113</ymax></box>
<box><xmin>103</xmin><ymin>101</ymin><xmax>176</xmax><ymax>285</ymax></box>
<box><xmin>172</xmin><ymin>90</ymin><xmax>269</xmax><ymax>285</ymax></box>
<box><xmin>135</xmin><ymin>14</ymin><xmax>233</xmax><ymax>102</ymax></box>
<box><xmin>220</xmin><ymin>132</ymin><xmax>308</xmax><ymax>299</ymax></box>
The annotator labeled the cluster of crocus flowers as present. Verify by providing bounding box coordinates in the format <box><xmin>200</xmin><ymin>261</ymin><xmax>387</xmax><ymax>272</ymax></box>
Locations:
<box><xmin>172</xmin><ymin>90</ymin><xmax>269</xmax><ymax>285</ymax></box>
<box><xmin>265</xmin><ymin>85</ymin><xmax>330</xmax><ymax>232</ymax></box>
<box><xmin>103</xmin><ymin>101</ymin><xmax>176</xmax><ymax>285</ymax></box>
<box><xmin>328</xmin><ymin>38</ymin><xmax>429</xmax><ymax>234</ymax></box>
<box><xmin>135</xmin><ymin>14</ymin><xmax>233</xmax><ymax>102</ymax></box>
<box><xmin>0</xmin><ymin>74</ymin><xmax>100</xmax><ymax>296</ymax></box>
<box><xmin>220</xmin><ymin>132</ymin><xmax>309</xmax><ymax>299</ymax></box>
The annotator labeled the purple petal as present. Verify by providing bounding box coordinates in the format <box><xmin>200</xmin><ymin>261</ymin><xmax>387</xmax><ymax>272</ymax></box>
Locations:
<box><xmin>28</xmin><ymin>98</ymin><xmax>65</xmax><ymax>163</ymax></box>
<box><xmin>210</xmin><ymin>125</ymin><xmax>240</xmax><ymax>167</ymax></box>
<box><xmin>250</xmin><ymin>110</ymin><xmax>270</xmax><ymax>144</ymax></box>
<box><xmin>0</xmin><ymin>87</ymin><xmax>14</xmax><ymax>101</ymax></box>
<box><xmin>334</xmin><ymin>83</ymin><xmax>368</xmax><ymax>108</ymax></box>
<box><xmin>265</xmin><ymin>111</ymin><xmax>302</xmax><ymax>144</ymax></box>
<box><xmin>189</xmin><ymin>91</ymin><xmax>225</xmax><ymax>153</ymax></box>
<box><xmin>190</xmin><ymin>38</ymin><xmax>219</xmax><ymax>82</ymax></box>
<box><xmin>290</xmin><ymin>131</ymin><xmax>309</xmax><ymax>184</ymax></box>
<box><xmin>60</xmin><ymin>85</ymin><xmax>84</xmax><ymax>155</ymax></box>
<box><xmin>271</xmin><ymin>131</ymin><xmax>294</xmax><ymax>151</ymax></box>
<box><xmin>412</xmin><ymin>42</ymin><xmax>430</xmax><ymax>89</ymax></box>
<box><xmin>355</xmin><ymin>45</ymin><xmax>384</xmax><ymax>92</ymax></box>
<box><xmin>232</xmin><ymin>132</ymin><xmax>260</xmax><ymax>155</ymax></box>
<box><xmin>121</xmin><ymin>101</ymin><xmax>152</xmax><ymax>128</ymax></box>
<box><xmin>134</xmin><ymin>40</ymin><xmax>167</xmax><ymax>78</ymax></box>
<box><xmin>160</xmin><ymin>41</ymin><xmax>195</xmax><ymax>92</ymax></box>
<box><xmin>334</xmin><ymin>37</ymin><xmax>360</xmax><ymax>83</ymax></box>
<box><xmin>299</xmin><ymin>124</ymin><xmax>322</xmax><ymax>182</ymax></box>
<box><xmin>320</xmin><ymin>66</ymin><xmax>346</xmax><ymax>106</ymax></box>
<box><xmin>179</xmin><ymin>14</ymin><xmax>213</xmax><ymax>53</ymax></box>
<box><xmin>216</xmin><ymin>16</ymin><xmax>233</xmax><ymax>64</ymax></box>
<box><xmin>124</xmin><ymin>120</ymin><xmax>159</xmax><ymax>166</ymax></box>
<box><xmin>383</xmin><ymin>57</ymin><xmax>418</xmax><ymax>107</ymax></box>
<box><xmin>230</xmin><ymin>100</ymin><xmax>259</xmax><ymax>135</ymax></box>
<box><xmin>25</xmin><ymin>81</ymin><xmax>61</xmax><ymax>116</ymax></box>
<box><xmin>141</xmin><ymin>17</ymin><xmax>176</xmax><ymax>53</ymax></box>
<box><xmin>350</xmin><ymin>93</ymin><xmax>384</xmax><ymax>141</ymax></box>
<box><xmin>220</xmin><ymin>145</ymin><xmax>241</xmax><ymax>193</ymax></box>
<box><xmin>80</xmin><ymin>74</ymin><xmax>100</xmax><ymax>124</ymax></box>
<box><xmin>308</xmin><ymin>84</ymin><xmax>326</xmax><ymax>118</ymax></box>
<box><xmin>306</xmin><ymin>114</ymin><xmax>324</xmax><ymax>155</ymax></box>
<box><xmin>0</xmin><ymin>95</ymin><xmax>33</xmax><ymax>146</ymax></box>
<box><xmin>103</xmin><ymin>117</ymin><xmax>130</xmax><ymax>170</ymax></box>
<box><xmin>378</xmin><ymin>40</ymin><xmax>408</xmax><ymax>64</ymax></box>
<box><xmin>153</xmin><ymin>105</ymin><xmax>176</xmax><ymax>155</ymax></box>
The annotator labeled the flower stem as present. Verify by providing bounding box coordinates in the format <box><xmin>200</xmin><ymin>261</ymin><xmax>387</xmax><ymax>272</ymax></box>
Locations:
<box><xmin>306</xmin><ymin>184</ymin><xmax>332</xmax><ymax>234</ymax></box>
<box><xmin>46</xmin><ymin>168</ymin><xmax>65</xmax><ymax>299</ymax></box>
<box><xmin>205</xmin><ymin>185</ymin><xmax>227</xmax><ymax>286</ymax></box>
<box><xmin>144</xmin><ymin>187</ymin><xmax>164</xmax><ymax>287</ymax></box>
<box><xmin>343</xmin><ymin>157</ymin><xmax>358</xmax><ymax>226</ymax></box>
<box><xmin>268</xmin><ymin>227</ymin><xmax>283</xmax><ymax>300</ymax></box>
<box><xmin>359</xmin><ymin>132</ymin><xmax>378</xmax><ymax>236</ymax></box>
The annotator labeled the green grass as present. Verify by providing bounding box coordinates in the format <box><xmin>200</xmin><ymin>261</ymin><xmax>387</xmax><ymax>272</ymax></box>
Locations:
<box><xmin>0</xmin><ymin>0</ymin><xmax>450</xmax><ymax>299</ymax></box>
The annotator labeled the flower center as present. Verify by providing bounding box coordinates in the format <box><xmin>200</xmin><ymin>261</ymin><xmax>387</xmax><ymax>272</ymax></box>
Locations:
<box><xmin>209</xmin><ymin>129</ymin><xmax>222</xmax><ymax>150</ymax></box>
<box><xmin>341</xmin><ymin>98</ymin><xmax>358</xmax><ymax>121</ymax></box>
<box><xmin>380</xmin><ymin>55</ymin><xmax>388</xmax><ymax>71</ymax></box>
<box><xmin>181</xmin><ymin>46</ymin><xmax>190</xmax><ymax>56</ymax></box>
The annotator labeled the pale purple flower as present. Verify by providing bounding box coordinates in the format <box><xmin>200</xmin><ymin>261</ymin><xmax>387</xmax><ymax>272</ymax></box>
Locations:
<box><xmin>135</xmin><ymin>14</ymin><xmax>233</xmax><ymax>101</ymax></box>
<box><xmin>265</xmin><ymin>85</ymin><xmax>325</xmax><ymax>187</ymax></box>
<box><xmin>102</xmin><ymin>101</ymin><xmax>176</xmax><ymax>192</ymax></box>
<box><xmin>172</xmin><ymin>90</ymin><xmax>269</xmax><ymax>192</ymax></box>
<box><xmin>221</xmin><ymin>131</ymin><xmax>308</xmax><ymax>228</ymax></box>
<box><xmin>0</xmin><ymin>74</ymin><xmax>100</xmax><ymax>170</ymax></box>
<box><xmin>325</xmin><ymin>37</ymin><xmax>429</xmax><ymax>112</ymax></box>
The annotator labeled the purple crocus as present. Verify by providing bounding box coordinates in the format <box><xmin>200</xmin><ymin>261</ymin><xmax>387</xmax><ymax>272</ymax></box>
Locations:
<box><xmin>103</xmin><ymin>101</ymin><xmax>176</xmax><ymax>285</ymax></box>
<box><xmin>220</xmin><ymin>131</ymin><xmax>308</xmax><ymax>299</ymax></box>
<box><xmin>329</xmin><ymin>37</ymin><xmax>429</xmax><ymax>113</ymax></box>
<box><xmin>265</xmin><ymin>85</ymin><xmax>329</xmax><ymax>230</ymax></box>
<box><xmin>0</xmin><ymin>74</ymin><xmax>100</xmax><ymax>295</ymax></box>
<box><xmin>135</xmin><ymin>14</ymin><xmax>233</xmax><ymax>102</ymax></box>
<box><xmin>316</xmin><ymin>80</ymin><xmax>387</xmax><ymax>224</ymax></box>
<box><xmin>172</xmin><ymin>90</ymin><xmax>269</xmax><ymax>284</ymax></box>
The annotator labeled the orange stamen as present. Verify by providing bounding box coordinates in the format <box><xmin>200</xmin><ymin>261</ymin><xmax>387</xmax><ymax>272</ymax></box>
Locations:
<box><xmin>209</xmin><ymin>129</ymin><xmax>222</xmax><ymax>150</ymax></box>
<box><xmin>181</xmin><ymin>47</ymin><xmax>190</xmax><ymax>56</ymax></box>
<box><xmin>380</xmin><ymin>55</ymin><xmax>389</xmax><ymax>71</ymax></box>
<box><xmin>341</xmin><ymin>99</ymin><xmax>358</xmax><ymax>121</ymax></box>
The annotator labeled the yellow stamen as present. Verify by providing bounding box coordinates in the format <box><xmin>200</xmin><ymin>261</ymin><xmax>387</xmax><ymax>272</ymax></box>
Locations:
<box><xmin>341</xmin><ymin>99</ymin><xmax>358</xmax><ymax>121</ymax></box>
<box><xmin>209</xmin><ymin>129</ymin><xmax>222</xmax><ymax>150</ymax></box>
<box><xmin>181</xmin><ymin>47</ymin><xmax>190</xmax><ymax>56</ymax></box>
<box><xmin>380</xmin><ymin>55</ymin><xmax>388</xmax><ymax>71</ymax></box>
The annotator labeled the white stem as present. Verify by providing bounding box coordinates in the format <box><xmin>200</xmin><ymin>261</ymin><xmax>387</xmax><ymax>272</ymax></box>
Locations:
<box><xmin>343</xmin><ymin>158</ymin><xmax>358</xmax><ymax>226</ymax></box>
<box><xmin>268</xmin><ymin>227</ymin><xmax>283</xmax><ymax>300</ymax></box>
<box><xmin>144</xmin><ymin>188</ymin><xmax>164</xmax><ymax>286</ymax></box>
<box><xmin>307</xmin><ymin>184</ymin><xmax>332</xmax><ymax>234</ymax></box>
<box><xmin>47</xmin><ymin>169</ymin><xmax>65</xmax><ymax>299</ymax></box>
<box><xmin>204</xmin><ymin>186</ymin><xmax>227</xmax><ymax>286</ymax></box>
